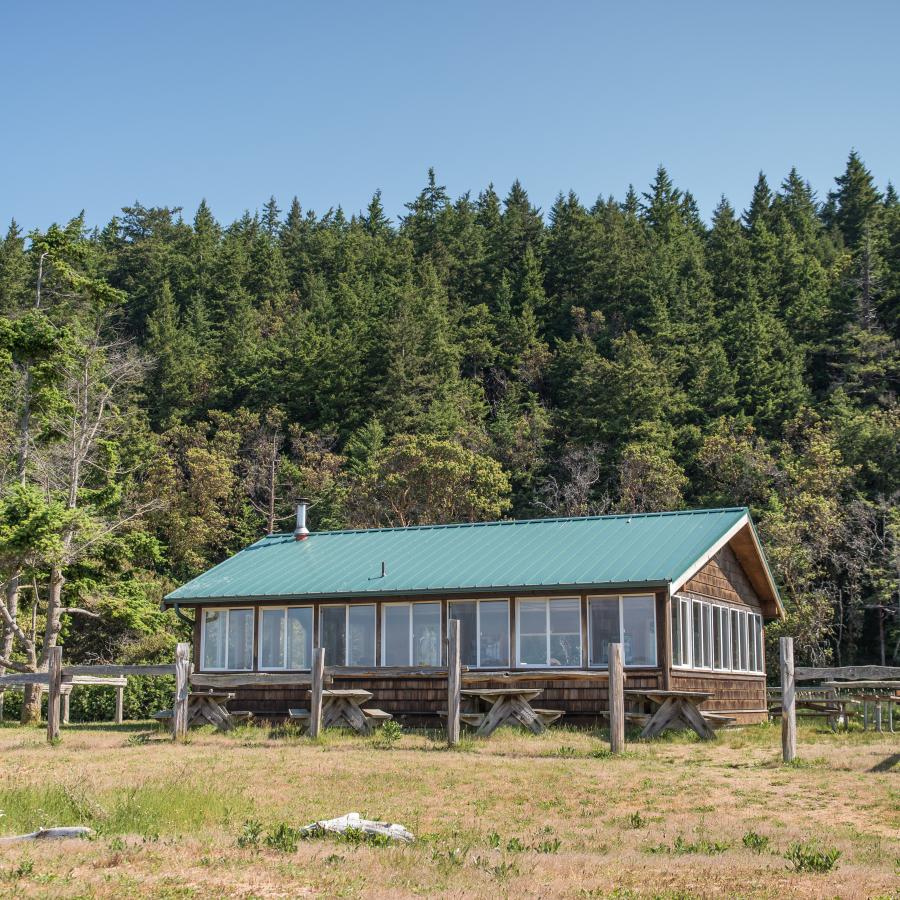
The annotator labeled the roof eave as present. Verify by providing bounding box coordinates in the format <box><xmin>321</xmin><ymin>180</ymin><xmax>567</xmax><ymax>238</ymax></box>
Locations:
<box><xmin>669</xmin><ymin>511</ymin><xmax>784</xmax><ymax>619</ymax></box>
<box><xmin>163</xmin><ymin>579</ymin><xmax>672</xmax><ymax>607</ymax></box>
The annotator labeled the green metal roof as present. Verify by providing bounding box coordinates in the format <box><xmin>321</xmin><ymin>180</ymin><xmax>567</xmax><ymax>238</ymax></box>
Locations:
<box><xmin>165</xmin><ymin>507</ymin><xmax>758</xmax><ymax>605</ymax></box>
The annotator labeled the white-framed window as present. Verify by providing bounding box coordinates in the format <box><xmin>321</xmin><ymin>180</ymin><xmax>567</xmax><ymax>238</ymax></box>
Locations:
<box><xmin>448</xmin><ymin>599</ymin><xmax>509</xmax><ymax>668</ymax></box>
<box><xmin>588</xmin><ymin>594</ymin><xmax>657</xmax><ymax>668</ymax></box>
<box><xmin>516</xmin><ymin>597</ymin><xmax>582</xmax><ymax>667</ymax></box>
<box><xmin>672</xmin><ymin>594</ymin><xmax>764</xmax><ymax>674</ymax></box>
<box><xmin>381</xmin><ymin>602</ymin><xmax>442</xmax><ymax>666</ymax></box>
<box><xmin>258</xmin><ymin>606</ymin><xmax>313</xmax><ymax>670</ymax></box>
<box><xmin>201</xmin><ymin>607</ymin><xmax>254</xmax><ymax>671</ymax></box>
<box><xmin>320</xmin><ymin>604</ymin><xmax>376</xmax><ymax>667</ymax></box>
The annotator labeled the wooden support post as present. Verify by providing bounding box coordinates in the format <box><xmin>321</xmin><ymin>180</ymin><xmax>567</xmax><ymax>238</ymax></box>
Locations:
<box><xmin>608</xmin><ymin>642</ymin><xmax>625</xmax><ymax>754</ymax></box>
<box><xmin>115</xmin><ymin>685</ymin><xmax>124</xmax><ymax>724</ymax></box>
<box><xmin>447</xmin><ymin>619</ymin><xmax>461</xmax><ymax>747</ymax></box>
<box><xmin>780</xmin><ymin>636</ymin><xmax>797</xmax><ymax>763</ymax></box>
<box><xmin>0</xmin><ymin>690</ymin><xmax>4</xmax><ymax>723</ymax></box>
<box><xmin>61</xmin><ymin>691</ymin><xmax>70</xmax><ymax>725</ymax></box>
<box><xmin>47</xmin><ymin>646</ymin><xmax>62</xmax><ymax>743</ymax></box>
<box><xmin>173</xmin><ymin>642</ymin><xmax>191</xmax><ymax>740</ymax></box>
<box><xmin>309</xmin><ymin>647</ymin><xmax>325</xmax><ymax>738</ymax></box>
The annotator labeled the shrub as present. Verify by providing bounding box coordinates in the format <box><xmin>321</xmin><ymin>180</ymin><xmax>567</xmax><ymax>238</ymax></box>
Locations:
<box><xmin>264</xmin><ymin>822</ymin><xmax>302</xmax><ymax>853</ymax></box>
<box><xmin>784</xmin><ymin>841</ymin><xmax>841</xmax><ymax>873</ymax></box>
<box><xmin>742</xmin><ymin>830</ymin><xmax>770</xmax><ymax>853</ymax></box>
<box><xmin>237</xmin><ymin>819</ymin><xmax>263</xmax><ymax>849</ymax></box>
<box><xmin>374</xmin><ymin>720</ymin><xmax>403</xmax><ymax>748</ymax></box>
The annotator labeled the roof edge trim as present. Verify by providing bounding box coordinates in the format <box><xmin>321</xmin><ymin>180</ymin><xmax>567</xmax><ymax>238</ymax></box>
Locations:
<box><xmin>163</xmin><ymin>580</ymin><xmax>672</xmax><ymax>606</ymax></box>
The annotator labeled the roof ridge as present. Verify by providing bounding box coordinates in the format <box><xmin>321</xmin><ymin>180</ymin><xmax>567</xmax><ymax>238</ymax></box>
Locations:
<box><xmin>260</xmin><ymin>506</ymin><xmax>748</xmax><ymax>539</ymax></box>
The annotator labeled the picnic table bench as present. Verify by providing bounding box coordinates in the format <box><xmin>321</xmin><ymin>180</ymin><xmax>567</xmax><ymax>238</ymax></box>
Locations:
<box><xmin>624</xmin><ymin>689</ymin><xmax>719</xmax><ymax>740</ymax></box>
<box><xmin>289</xmin><ymin>688</ymin><xmax>392</xmax><ymax>735</ymax></box>
<box><xmin>154</xmin><ymin>690</ymin><xmax>254</xmax><ymax>732</ymax></box>
<box><xmin>459</xmin><ymin>687</ymin><xmax>564</xmax><ymax>736</ymax></box>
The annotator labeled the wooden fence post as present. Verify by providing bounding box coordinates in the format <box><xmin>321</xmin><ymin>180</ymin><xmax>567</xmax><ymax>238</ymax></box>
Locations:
<box><xmin>47</xmin><ymin>646</ymin><xmax>62</xmax><ymax>743</ymax></box>
<box><xmin>780</xmin><ymin>636</ymin><xmax>796</xmax><ymax>763</ymax></box>
<box><xmin>309</xmin><ymin>647</ymin><xmax>325</xmax><ymax>738</ymax></box>
<box><xmin>61</xmin><ymin>691</ymin><xmax>70</xmax><ymax>725</ymax></box>
<box><xmin>173</xmin><ymin>642</ymin><xmax>191</xmax><ymax>740</ymax></box>
<box><xmin>115</xmin><ymin>685</ymin><xmax>124</xmax><ymax>724</ymax></box>
<box><xmin>608</xmin><ymin>642</ymin><xmax>625</xmax><ymax>754</ymax></box>
<box><xmin>447</xmin><ymin>619</ymin><xmax>461</xmax><ymax>747</ymax></box>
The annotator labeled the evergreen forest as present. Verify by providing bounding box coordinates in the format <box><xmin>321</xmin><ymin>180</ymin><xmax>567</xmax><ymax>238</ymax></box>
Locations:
<box><xmin>1</xmin><ymin>151</ymin><xmax>897</xmax><ymax>705</ymax></box>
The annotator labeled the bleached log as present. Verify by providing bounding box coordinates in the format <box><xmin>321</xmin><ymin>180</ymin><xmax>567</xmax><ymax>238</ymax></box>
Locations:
<box><xmin>300</xmin><ymin>812</ymin><xmax>414</xmax><ymax>843</ymax></box>
<box><xmin>0</xmin><ymin>826</ymin><xmax>93</xmax><ymax>843</ymax></box>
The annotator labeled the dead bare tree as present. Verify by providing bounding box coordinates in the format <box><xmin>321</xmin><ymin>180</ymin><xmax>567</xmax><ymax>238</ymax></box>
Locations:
<box><xmin>535</xmin><ymin>443</ymin><xmax>612</xmax><ymax>518</ymax></box>
<box><xmin>1</xmin><ymin>322</ymin><xmax>157</xmax><ymax>722</ymax></box>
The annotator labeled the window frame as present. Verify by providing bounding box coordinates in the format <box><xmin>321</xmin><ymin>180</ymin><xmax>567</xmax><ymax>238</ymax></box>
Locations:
<box><xmin>380</xmin><ymin>601</ymin><xmax>442</xmax><ymax>667</ymax></box>
<box><xmin>671</xmin><ymin>594</ymin><xmax>765</xmax><ymax>675</ymax></box>
<box><xmin>514</xmin><ymin>597</ymin><xmax>582</xmax><ymax>668</ymax></box>
<box><xmin>257</xmin><ymin>605</ymin><xmax>314</xmax><ymax>671</ymax></box>
<box><xmin>446</xmin><ymin>599</ymin><xmax>511</xmax><ymax>669</ymax></box>
<box><xmin>587</xmin><ymin>594</ymin><xmax>659</xmax><ymax>669</ymax></box>
<box><xmin>319</xmin><ymin>602</ymin><xmax>377</xmax><ymax>668</ymax></box>
<box><xmin>200</xmin><ymin>606</ymin><xmax>255</xmax><ymax>672</ymax></box>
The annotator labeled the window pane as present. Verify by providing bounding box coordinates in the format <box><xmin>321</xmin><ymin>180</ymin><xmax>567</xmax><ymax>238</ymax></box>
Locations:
<box><xmin>590</xmin><ymin>598</ymin><xmax>620</xmax><ymax>667</ymax></box>
<box><xmin>623</xmin><ymin>595</ymin><xmax>656</xmax><ymax>666</ymax></box>
<box><xmin>731</xmin><ymin>610</ymin><xmax>742</xmax><ymax>671</ymax></box>
<box><xmin>519</xmin><ymin>600</ymin><xmax>547</xmax><ymax>665</ymax></box>
<box><xmin>478</xmin><ymin>600</ymin><xmax>509</xmax><ymax>667</ymax></box>
<box><xmin>412</xmin><ymin>603</ymin><xmax>441</xmax><ymax>666</ymax></box>
<box><xmin>519</xmin><ymin>601</ymin><xmax>546</xmax><ymax>636</ymax></box>
<box><xmin>747</xmin><ymin>614</ymin><xmax>757</xmax><ymax>672</ymax></box>
<box><xmin>671</xmin><ymin>601</ymin><xmax>682</xmax><ymax>666</ymax></box>
<box><xmin>692</xmin><ymin>601</ymin><xmax>703</xmax><ymax>668</ymax></box>
<box><xmin>712</xmin><ymin>606</ymin><xmax>722</xmax><ymax>669</ymax></box>
<box><xmin>702</xmin><ymin>604</ymin><xmax>712</xmax><ymax>668</ymax></box>
<box><xmin>286</xmin><ymin>607</ymin><xmax>312</xmax><ymax>669</ymax></box>
<box><xmin>742</xmin><ymin>612</ymin><xmax>750</xmax><ymax>672</ymax></box>
<box><xmin>448</xmin><ymin>602</ymin><xmax>477</xmax><ymax>666</ymax></box>
<box><xmin>260</xmin><ymin>608</ymin><xmax>285</xmax><ymax>668</ymax></box>
<box><xmin>321</xmin><ymin>606</ymin><xmax>346</xmax><ymax>666</ymax></box>
<box><xmin>721</xmin><ymin>608</ymin><xmax>731</xmax><ymax>670</ymax></box>
<box><xmin>348</xmin><ymin>605</ymin><xmax>376</xmax><ymax>666</ymax></box>
<box><xmin>227</xmin><ymin>609</ymin><xmax>254</xmax><ymax>670</ymax></box>
<box><xmin>549</xmin><ymin>599</ymin><xmax>581</xmax><ymax>667</ymax></box>
<box><xmin>383</xmin><ymin>604</ymin><xmax>410</xmax><ymax>666</ymax></box>
<box><xmin>755</xmin><ymin>616</ymin><xmax>764</xmax><ymax>672</ymax></box>
<box><xmin>681</xmin><ymin>599</ymin><xmax>691</xmax><ymax>666</ymax></box>
<box><xmin>203</xmin><ymin>609</ymin><xmax>226</xmax><ymax>669</ymax></box>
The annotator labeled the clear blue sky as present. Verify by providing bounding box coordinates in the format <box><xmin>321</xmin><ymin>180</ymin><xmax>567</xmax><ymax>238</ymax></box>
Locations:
<box><xmin>2</xmin><ymin>1</ymin><xmax>898</xmax><ymax>232</ymax></box>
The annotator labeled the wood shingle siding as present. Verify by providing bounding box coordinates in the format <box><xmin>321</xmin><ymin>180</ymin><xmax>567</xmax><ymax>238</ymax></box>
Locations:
<box><xmin>683</xmin><ymin>544</ymin><xmax>762</xmax><ymax>611</ymax></box>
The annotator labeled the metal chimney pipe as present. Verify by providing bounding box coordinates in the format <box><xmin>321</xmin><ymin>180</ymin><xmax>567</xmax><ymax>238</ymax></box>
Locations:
<box><xmin>294</xmin><ymin>498</ymin><xmax>310</xmax><ymax>541</ymax></box>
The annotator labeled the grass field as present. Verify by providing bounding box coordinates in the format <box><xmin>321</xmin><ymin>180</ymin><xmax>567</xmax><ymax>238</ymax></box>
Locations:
<box><xmin>0</xmin><ymin>720</ymin><xmax>896</xmax><ymax>899</ymax></box>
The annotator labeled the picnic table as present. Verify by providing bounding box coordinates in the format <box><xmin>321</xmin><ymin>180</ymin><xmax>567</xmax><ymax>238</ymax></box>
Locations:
<box><xmin>821</xmin><ymin>681</ymin><xmax>899</xmax><ymax>733</ymax></box>
<box><xmin>459</xmin><ymin>687</ymin><xmax>563</xmax><ymax>736</ymax></box>
<box><xmin>154</xmin><ymin>689</ymin><xmax>253</xmax><ymax>732</ymax></box>
<box><xmin>625</xmin><ymin>689</ymin><xmax>722</xmax><ymax>740</ymax></box>
<box><xmin>768</xmin><ymin>686</ymin><xmax>855</xmax><ymax>730</ymax></box>
<box><xmin>289</xmin><ymin>688</ymin><xmax>392</xmax><ymax>735</ymax></box>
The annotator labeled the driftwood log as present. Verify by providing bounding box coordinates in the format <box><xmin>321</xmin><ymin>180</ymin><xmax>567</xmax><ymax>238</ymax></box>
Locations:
<box><xmin>300</xmin><ymin>812</ymin><xmax>414</xmax><ymax>843</ymax></box>
<box><xmin>0</xmin><ymin>826</ymin><xmax>93</xmax><ymax>843</ymax></box>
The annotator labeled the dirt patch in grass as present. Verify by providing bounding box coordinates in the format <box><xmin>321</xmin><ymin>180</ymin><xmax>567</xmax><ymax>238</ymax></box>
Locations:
<box><xmin>0</xmin><ymin>722</ymin><xmax>895</xmax><ymax>898</ymax></box>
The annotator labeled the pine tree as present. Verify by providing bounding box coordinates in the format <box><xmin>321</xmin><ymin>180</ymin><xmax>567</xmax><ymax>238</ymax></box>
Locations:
<box><xmin>828</xmin><ymin>151</ymin><xmax>883</xmax><ymax>248</ymax></box>
<box><xmin>743</xmin><ymin>172</ymin><xmax>773</xmax><ymax>229</ymax></box>
<box><xmin>0</xmin><ymin>221</ymin><xmax>29</xmax><ymax>313</ymax></box>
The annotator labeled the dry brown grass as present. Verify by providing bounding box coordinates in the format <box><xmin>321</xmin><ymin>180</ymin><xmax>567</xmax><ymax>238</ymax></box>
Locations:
<box><xmin>0</xmin><ymin>721</ymin><xmax>896</xmax><ymax>898</ymax></box>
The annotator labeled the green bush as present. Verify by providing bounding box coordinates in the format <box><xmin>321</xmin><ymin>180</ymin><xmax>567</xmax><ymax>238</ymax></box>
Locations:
<box><xmin>742</xmin><ymin>830</ymin><xmax>770</xmax><ymax>853</ymax></box>
<box><xmin>784</xmin><ymin>841</ymin><xmax>841</xmax><ymax>873</ymax></box>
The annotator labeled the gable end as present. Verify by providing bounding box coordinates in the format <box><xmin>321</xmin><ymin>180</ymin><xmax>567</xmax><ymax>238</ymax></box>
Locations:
<box><xmin>683</xmin><ymin>544</ymin><xmax>762</xmax><ymax>611</ymax></box>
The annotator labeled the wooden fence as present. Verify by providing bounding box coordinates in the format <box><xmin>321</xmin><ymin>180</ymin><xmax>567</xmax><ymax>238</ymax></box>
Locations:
<box><xmin>0</xmin><ymin>640</ymin><xmax>630</xmax><ymax>749</ymax></box>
